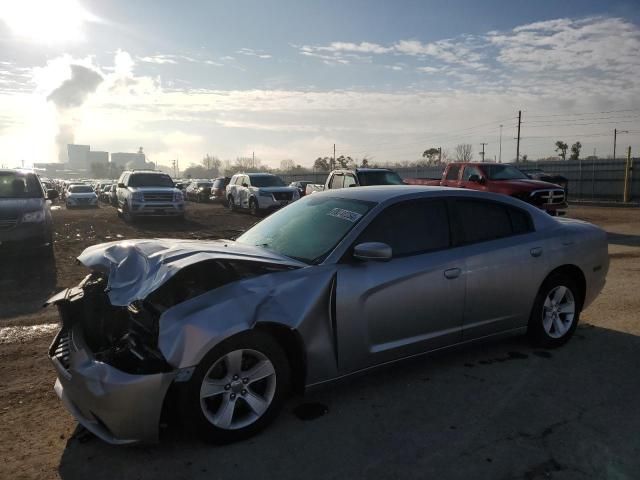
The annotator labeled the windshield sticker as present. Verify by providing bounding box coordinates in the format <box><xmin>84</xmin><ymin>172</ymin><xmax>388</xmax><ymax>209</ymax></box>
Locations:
<box><xmin>327</xmin><ymin>208</ymin><xmax>362</xmax><ymax>222</ymax></box>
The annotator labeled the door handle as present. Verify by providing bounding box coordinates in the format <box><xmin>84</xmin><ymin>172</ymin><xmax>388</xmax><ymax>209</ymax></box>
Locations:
<box><xmin>444</xmin><ymin>268</ymin><xmax>461</xmax><ymax>279</ymax></box>
<box><xmin>530</xmin><ymin>247</ymin><xmax>543</xmax><ymax>257</ymax></box>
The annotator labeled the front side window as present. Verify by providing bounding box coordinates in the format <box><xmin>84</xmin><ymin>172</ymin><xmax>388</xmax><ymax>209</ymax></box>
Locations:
<box><xmin>445</xmin><ymin>165</ymin><xmax>461</xmax><ymax>181</ymax></box>
<box><xmin>357</xmin><ymin>199</ymin><xmax>450</xmax><ymax>257</ymax></box>
<box><xmin>462</xmin><ymin>166</ymin><xmax>483</xmax><ymax>181</ymax></box>
<box><xmin>343</xmin><ymin>175</ymin><xmax>357</xmax><ymax>188</ymax></box>
<box><xmin>237</xmin><ymin>195</ymin><xmax>375</xmax><ymax>263</ymax></box>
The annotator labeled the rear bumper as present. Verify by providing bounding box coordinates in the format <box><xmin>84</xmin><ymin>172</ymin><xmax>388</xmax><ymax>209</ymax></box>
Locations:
<box><xmin>49</xmin><ymin>327</ymin><xmax>177</xmax><ymax>444</ymax></box>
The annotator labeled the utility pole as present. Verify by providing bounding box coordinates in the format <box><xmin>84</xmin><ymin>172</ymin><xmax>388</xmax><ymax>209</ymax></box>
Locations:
<box><xmin>516</xmin><ymin>110</ymin><xmax>521</xmax><ymax>162</ymax></box>
<box><xmin>499</xmin><ymin>124</ymin><xmax>503</xmax><ymax>163</ymax></box>
<box><xmin>332</xmin><ymin>144</ymin><xmax>336</xmax><ymax>170</ymax></box>
<box><xmin>438</xmin><ymin>147</ymin><xmax>442</xmax><ymax>163</ymax></box>
<box><xmin>480</xmin><ymin>143</ymin><xmax>488</xmax><ymax>162</ymax></box>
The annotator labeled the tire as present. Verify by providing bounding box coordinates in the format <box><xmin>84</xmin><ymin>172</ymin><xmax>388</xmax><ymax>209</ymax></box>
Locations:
<box><xmin>228</xmin><ymin>196</ymin><xmax>235</xmax><ymax>212</ymax></box>
<box><xmin>122</xmin><ymin>202</ymin><xmax>135</xmax><ymax>223</ymax></box>
<box><xmin>527</xmin><ymin>273</ymin><xmax>581</xmax><ymax>348</ymax></box>
<box><xmin>249</xmin><ymin>198</ymin><xmax>259</xmax><ymax>216</ymax></box>
<box><xmin>184</xmin><ymin>331</ymin><xmax>290</xmax><ymax>444</ymax></box>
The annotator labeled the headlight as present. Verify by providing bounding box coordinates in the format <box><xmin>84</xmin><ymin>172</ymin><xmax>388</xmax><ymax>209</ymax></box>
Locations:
<box><xmin>173</xmin><ymin>191</ymin><xmax>183</xmax><ymax>202</ymax></box>
<box><xmin>22</xmin><ymin>210</ymin><xmax>46</xmax><ymax>223</ymax></box>
<box><xmin>132</xmin><ymin>192</ymin><xmax>144</xmax><ymax>202</ymax></box>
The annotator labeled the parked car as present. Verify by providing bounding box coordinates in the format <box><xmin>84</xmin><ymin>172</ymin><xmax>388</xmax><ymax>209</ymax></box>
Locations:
<box><xmin>99</xmin><ymin>184</ymin><xmax>113</xmax><ymax>202</ymax></box>
<box><xmin>289</xmin><ymin>180</ymin><xmax>313</xmax><ymax>197</ymax></box>
<box><xmin>65</xmin><ymin>185</ymin><xmax>99</xmax><ymax>209</ymax></box>
<box><xmin>185</xmin><ymin>180</ymin><xmax>213</xmax><ymax>202</ymax></box>
<box><xmin>323</xmin><ymin>168</ymin><xmax>405</xmax><ymax>191</ymax></box>
<box><xmin>0</xmin><ymin>169</ymin><xmax>58</xmax><ymax>254</ymax></box>
<box><xmin>209</xmin><ymin>176</ymin><xmax>231</xmax><ymax>204</ymax></box>
<box><xmin>226</xmin><ymin>173</ymin><xmax>299</xmax><ymax>215</ymax></box>
<box><xmin>405</xmin><ymin>162</ymin><xmax>568</xmax><ymax>215</ymax></box>
<box><xmin>115</xmin><ymin>170</ymin><xmax>184</xmax><ymax>222</ymax></box>
<box><xmin>47</xmin><ymin>186</ymin><xmax>608</xmax><ymax>445</ymax></box>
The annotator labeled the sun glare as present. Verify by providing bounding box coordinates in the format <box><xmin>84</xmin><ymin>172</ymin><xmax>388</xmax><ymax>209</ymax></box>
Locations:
<box><xmin>0</xmin><ymin>0</ymin><xmax>94</xmax><ymax>44</ymax></box>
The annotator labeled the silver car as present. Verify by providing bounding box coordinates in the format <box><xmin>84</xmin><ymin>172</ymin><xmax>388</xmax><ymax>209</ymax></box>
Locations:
<box><xmin>47</xmin><ymin>186</ymin><xmax>608</xmax><ymax>444</ymax></box>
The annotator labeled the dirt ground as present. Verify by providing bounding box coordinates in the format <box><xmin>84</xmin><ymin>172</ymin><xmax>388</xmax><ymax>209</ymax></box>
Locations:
<box><xmin>0</xmin><ymin>202</ymin><xmax>639</xmax><ymax>480</ymax></box>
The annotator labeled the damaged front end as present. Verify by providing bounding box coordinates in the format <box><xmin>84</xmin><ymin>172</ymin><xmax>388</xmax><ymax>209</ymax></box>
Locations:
<box><xmin>47</xmin><ymin>239</ymin><xmax>305</xmax><ymax>444</ymax></box>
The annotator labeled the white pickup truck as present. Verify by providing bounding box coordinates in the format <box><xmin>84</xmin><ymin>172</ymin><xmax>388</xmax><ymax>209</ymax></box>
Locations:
<box><xmin>305</xmin><ymin>168</ymin><xmax>405</xmax><ymax>194</ymax></box>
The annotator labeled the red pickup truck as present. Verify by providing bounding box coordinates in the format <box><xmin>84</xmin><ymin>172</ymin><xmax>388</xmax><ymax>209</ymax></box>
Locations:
<box><xmin>406</xmin><ymin>162</ymin><xmax>567</xmax><ymax>215</ymax></box>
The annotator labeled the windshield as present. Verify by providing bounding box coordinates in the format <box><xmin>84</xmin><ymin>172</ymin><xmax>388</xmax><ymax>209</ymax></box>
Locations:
<box><xmin>69</xmin><ymin>185</ymin><xmax>94</xmax><ymax>193</ymax></box>
<box><xmin>483</xmin><ymin>165</ymin><xmax>529</xmax><ymax>180</ymax></box>
<box><xmin>0</xmin><ymin>172</ymin><xmax>43</xmax><ymax>198</ymax></box>
<box><xmin>197</xmin><ymin>182</ymin><xmax>212</xmax><ymax>187</ymax></box>
<box><xmin>358</xmin><ymin>171</ymin><xmax>405</xmax><ymax>186</ymax></box>
<box><xmin>250</xmin><ymin>176</ymin><xmax>286</xmax><ymax>187</ymax></box>
<box><xmin>237</xmin><ymin>195</ymin><xmax>375</xmax><ymax>263</ymax></box>
<box><xmin>128</xmin><ymin>174</ymin><xmax>174</xmax><ymax>187</ymax></box>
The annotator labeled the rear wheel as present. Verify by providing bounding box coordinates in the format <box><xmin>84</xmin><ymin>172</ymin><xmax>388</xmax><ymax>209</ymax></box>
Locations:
<box><xmin>185</xmin><ymin>331</ymin><xmax>290</xmax><ymax>444</ymax></box>
<box><xmin>228</xmin><ymin>196</ymin><xmax>235</xmax><ymax>212</ymax></box>
<box><xmin>122</xmin><ymin>202</ymin><xmax>135</xmax><ymax>223</ymax></box>
<box><xmin>528</xmin><ymin>273</ymin><xmax>581</xmax><ymax>348</ymax></box>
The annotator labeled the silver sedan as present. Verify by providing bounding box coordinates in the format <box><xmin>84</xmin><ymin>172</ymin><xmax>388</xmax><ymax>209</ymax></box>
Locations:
<box><xmin>47</xmin><ymin>186</ymin><xmax>608</xmax><ymax>444</ymax></box>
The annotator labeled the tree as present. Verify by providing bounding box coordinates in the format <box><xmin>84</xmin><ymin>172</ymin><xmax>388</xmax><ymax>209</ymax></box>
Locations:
<box><xmin>201</xmin><ymin>154</ymin><xmax>221</xmax><ymax>176</ymax></box>
<box><xmin>336</xmin><ymin>155</ymin><xmax>353</xmax><ymax>169</ymax></box>
<box><xmin>360</xmin><ymin>158</ymin><xmax>369</xmax><ymax>168</ymax></box>
<box><xmin>422</xmin><ymin>147</ymin><xmax>440</xmax><ymax>165</ymax></box>
<box><xmin>555</xmin><ymin>141</ymin><xmax>568</xmax><ymax>160</ymax></box>
<box><xmin>522</xmin><ymin>154</ymin><xmax>528</xmax><ymax>162</ymax></box>
<box><xmin>570</xmin><ymin>141</ymin><xmax>582</xmax><ymax>160</ymax></box>
<box><xmin>455</xmin><ymin>143</ymin><xmax>473</xmax><ymax>162</ymax></box>
<box><xmin>313</xmin><ymin>157</ymin><xmax>331</xmax><ymax>171</ymax></box>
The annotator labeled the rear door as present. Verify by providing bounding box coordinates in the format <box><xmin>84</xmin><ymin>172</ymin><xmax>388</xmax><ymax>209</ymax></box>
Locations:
<box><xmin>449</xmin><ymin>198</ymin><xmax>543</xmax><ymax>339</ymax></box>
<box><xmin>335</xmin><ymin>198</ymin><xmax>466</xmax><ymax>373</ymax></box>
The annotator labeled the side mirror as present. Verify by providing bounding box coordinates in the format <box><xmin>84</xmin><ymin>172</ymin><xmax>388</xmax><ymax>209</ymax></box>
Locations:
<box><xmin>353</xmin><ymin>242</ymin><xmax>392</xmax><ymax>262</ymax></box>
<box><xmin>242</xmin><ymin>183</ymin><xmax>249</xmax><ymax>188</ymax></box>
<box><xmin>348</xmin><ymin>183</ymin><xmax>357</xmax><ymax>187</ymax></box>
<box><xmin>117</xmin><ymin>183</ymin><xmax>125</xmax><ymax>188</ymax></box>
<box><xmin>47</xmin><ymin>189</ymin><xmax>59</xmax><ymax>200</ymax></box>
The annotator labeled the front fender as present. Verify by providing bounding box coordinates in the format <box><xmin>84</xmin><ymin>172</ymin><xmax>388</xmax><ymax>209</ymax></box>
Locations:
<box><xmin>158</xmin><ymin>266</ymin><xmax>339</xmax><ymax>386</ymax></box>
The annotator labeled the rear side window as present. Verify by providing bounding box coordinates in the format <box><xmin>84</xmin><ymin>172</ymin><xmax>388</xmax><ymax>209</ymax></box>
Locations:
<box><xmin>357</xmin><ymin>200</ymin><xmax>450</xmax><ymax>257</ymax></box>
<box><xmin>445</xmin><ymin>165</ymin><xmax>460</xmax><ymax>181</ymax></box>
<box><xmin>454</xmin><ymin>199</ymin><xmax>532</xmax><ymax>244</ymax></box>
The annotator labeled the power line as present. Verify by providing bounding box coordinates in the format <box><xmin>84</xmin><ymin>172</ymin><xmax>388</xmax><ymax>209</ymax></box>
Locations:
<box><xmin>524</xmin><ymin>108</ymin><xmax>640</xmax><ymax>118</ymax></box>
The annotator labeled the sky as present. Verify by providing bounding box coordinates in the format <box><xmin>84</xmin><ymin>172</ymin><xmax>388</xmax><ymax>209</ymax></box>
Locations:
<box><xmin>1</xmin><ymin>0</ymin><xmax>640</xmax><ymax>169</ymax></box>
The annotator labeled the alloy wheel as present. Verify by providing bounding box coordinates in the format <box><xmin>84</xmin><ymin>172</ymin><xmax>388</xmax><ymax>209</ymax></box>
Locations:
<box><xmin>542</xmin><ymin>285</ymin><xmax>575</xmax><ymax>338</ymax></box>
<box><xmin>199</xmin><ymin>349</ymin><xmax>276</xmax><ymax>430</ymax></box>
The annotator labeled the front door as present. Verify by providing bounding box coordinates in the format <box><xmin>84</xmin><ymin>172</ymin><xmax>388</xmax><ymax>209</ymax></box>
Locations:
<box><xmin>334</xmin><ymin>199</ymin><xmax>466</xmax><ymax>374</ymax></box>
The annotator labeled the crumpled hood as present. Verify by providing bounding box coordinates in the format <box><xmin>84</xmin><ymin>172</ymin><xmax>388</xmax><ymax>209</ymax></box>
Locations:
<box><xmin>77</xmin><ymin>239</ymin><xmax>306</xmax><ymax>306</ymax></box>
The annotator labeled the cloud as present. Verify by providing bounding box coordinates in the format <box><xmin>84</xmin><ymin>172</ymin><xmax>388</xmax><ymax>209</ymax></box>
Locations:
<box><xmin>237</xmin><ymin>48</ymin><xmax>272</xmax><ymax>59</ymax></box>
<box><xmin>313</xmin><ymin>41</ymin><xmax>392</xmax><ymax>54</ymax></box>
<box><xmin>487</xmin><ymin>17</ymin><xmax>640</xmax><ymax>73</ymax></box>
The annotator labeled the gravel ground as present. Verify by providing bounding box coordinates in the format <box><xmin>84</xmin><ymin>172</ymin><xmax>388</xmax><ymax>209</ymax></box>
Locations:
<box><xmin>0</xmin><ymin>203</ymin><xmax>639</xmax><ymax>480</ymax></box>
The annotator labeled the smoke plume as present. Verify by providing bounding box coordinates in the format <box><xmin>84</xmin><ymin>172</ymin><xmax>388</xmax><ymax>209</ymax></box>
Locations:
<box><xmin>47</xmin><ymin>64</ymin><xmax>103</xmax><ymax>162</ymax></box>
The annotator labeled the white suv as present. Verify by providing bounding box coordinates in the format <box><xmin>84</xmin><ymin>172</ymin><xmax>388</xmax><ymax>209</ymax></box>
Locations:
<box><xmin>116</xmin><ymin>170</ymin><xmax>184</xmax><ymax>222</ymax></box>
<box><xmin>226</xmin><ymin>173</ymin><xmax>299</xmax><ymax>215</ymax></box>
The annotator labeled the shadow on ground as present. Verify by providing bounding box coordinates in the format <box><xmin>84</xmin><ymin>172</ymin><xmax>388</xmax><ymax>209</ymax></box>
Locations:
<box><xmin>57</xmin><ymin>324</ymin><xmax>640</xmax><ymax>480</ymax></box>
<box><xmin>0</xmin><ymin>254</ymin><xmax>57</xmax><ymax>319</ymax></box>
<box><xmin>608</xmin><ymin>231</ymin><xmax>640</xmax><ymax>247</ymax></box>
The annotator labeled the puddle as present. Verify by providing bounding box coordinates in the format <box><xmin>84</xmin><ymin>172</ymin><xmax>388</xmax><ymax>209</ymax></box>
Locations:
<box><xmin>293</xmin><ymin>402</ymin><xmax>329</xmax><ymax>421</ymax></box>
<box><xmin>0</xmin><ymin>323</ymin><xmax>58</xmax><ymax>344</ymax></box>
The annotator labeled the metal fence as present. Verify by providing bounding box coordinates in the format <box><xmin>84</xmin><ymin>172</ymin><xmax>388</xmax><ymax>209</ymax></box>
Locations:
<box><xmin>279</xmin><ymin>159</ymin><xmax>638</xmax><ymax>202</ymax></box>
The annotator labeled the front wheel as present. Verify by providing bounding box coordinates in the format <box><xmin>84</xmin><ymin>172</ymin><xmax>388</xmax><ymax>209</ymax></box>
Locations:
<box><xmin>185</xmin><ymin>331</ymin><xmax>290</xmax><ymax>444</ymax></box>
<box><xmin>249</xmin><ymin>198</ymin><xmax>259</xmax><ymax>216</ymax></box>
<box><xmin>227</xmin><ymin>196</ymin><xmax>235</xmax><ymax>212</ymax></box>
<box><xmin>527</xmin><ymin>273</ymin><xmax>581</xmax><ymax>348</ymax></box>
